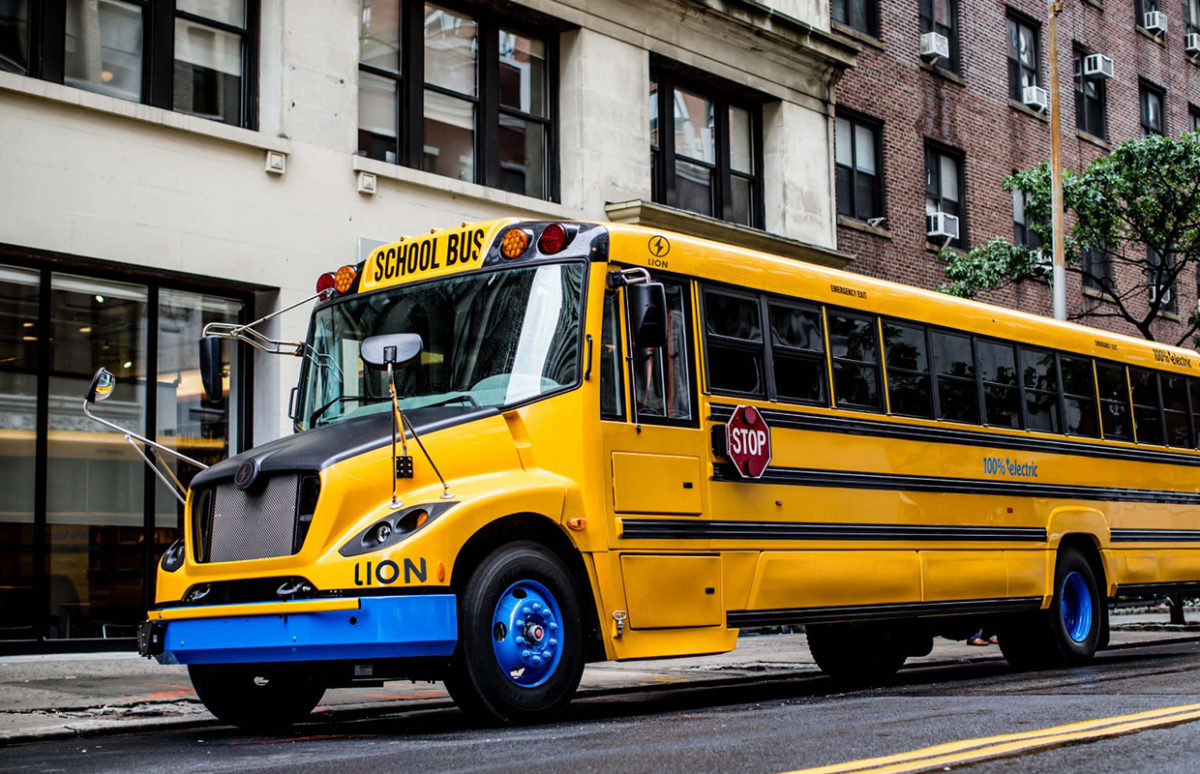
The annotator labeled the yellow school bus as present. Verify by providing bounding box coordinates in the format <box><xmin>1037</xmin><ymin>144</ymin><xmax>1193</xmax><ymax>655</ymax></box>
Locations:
<box><xmin>129</xmin><ymin>219</ymin><xmax>1200</xmax><ymax>728</ymax></box>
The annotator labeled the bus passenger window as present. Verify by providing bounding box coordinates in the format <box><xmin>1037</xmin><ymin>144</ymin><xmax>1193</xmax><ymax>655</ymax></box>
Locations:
<box><xmin>883</xmin><ymin>320</ymin><xmax>932</xmax><ymax>418</ymax></box>
<box><xmin>829</xmin><ymin>312</ymin><xmax>882</xmax><ymax>411</ymax></box>
<box><xmin>600</xmin><ymin>291</ymin><xmax>625</xmax><ymax>420</ymax></box>
<box><xmin>932</xmin><ymin>330</ymin><xmax>977</xmax><ymax>423</ymax></box>
<box><xmin>1060</xmin><ymin>355</ymin><xmax>1099</xmax><ymax>437</ymax></box>
<box><xmin>1162</xmin><ymin>374</ymin><xmax>1190</xmax><ymax>447</ymax></box>
<box><xmin>978</xmin><ymin>339</ymin><xmax>1020</xmax><ymax>428</ymax></box>
<box><xmin>1096</xmin><ymin>362</ymin><xmax>1132</xmax><ymax>441</ymax></box>
<box><xmin>1129</xmin><ymin>368</ymin><xmax>1164</xmax><ymax>445</ymax></box>
<box><xmin>769</xmin><ymin>302</ymin><xmax>826</xmax><ymax>404</ymax></box>
<box><xmin>1189</xmin><ymin>379</ymin><xmax>1200</xmax><ymax>449</ymax></box>
<box><xmin>1020</xmin><ymin>346</ymin><xmax>1059</xmax><ymax>433</ymax></box>
<box><xmin>703</xmin><ymin>289</ymin><xmax>764</xmax><ymax>396</ymax></box>
<box><xmin>631</xmin><ymin>280</ymin><xmax>693</xmax><ymax>421</ymax></box>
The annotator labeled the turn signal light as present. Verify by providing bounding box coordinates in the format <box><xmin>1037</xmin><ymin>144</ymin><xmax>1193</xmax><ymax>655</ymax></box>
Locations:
<box><xmin>501</xmin><ymin>228</ymin><xmax>531</xmax><ymax>259</ymax></box>
<box><xmin>538</xmin><ymin>223</ymin><xmax>572</xmax><ymax>254</ymax></box>
<box><xmin>334</xmin><ymin>265</ymin><xmax>358</xmax><ymax>294</ymax></box>
<box><xmin>316</xmin><ymin>272</ymin><xmax>337</xmax><ymax>294</ymax></box>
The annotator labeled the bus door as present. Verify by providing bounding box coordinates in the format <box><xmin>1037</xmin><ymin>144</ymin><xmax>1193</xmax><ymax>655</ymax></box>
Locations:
<box><xmin>600</xmin><ymin>273</ymin><xmax>723</xmax><ymax>633</ymax></box>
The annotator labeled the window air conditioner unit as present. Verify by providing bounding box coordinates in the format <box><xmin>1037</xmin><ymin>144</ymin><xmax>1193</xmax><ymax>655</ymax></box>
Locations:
<box><xmin>1186</xmin><ymin>33</ymin><xmax>1200</xmax><ymax>55</ymax></box>
<box><xmin>1022</xmin><ymin>85</ymin><xmax>1049</xmax><ymax>112</ymax></box>
<box><xmin>927</xmin><ymin>212</ymin><xmax>960</xmax><ymax>241</ymax></box>
<box><xmin>920</xmin><ymin>32</ymin><xmax>950</xmax><ymax>62</ymax></box>
<box><xmin>1142</xmin><ymin>11</ymin><xmax>1167</xmax><ymax>35</ymax></box>
<box><xmin>1083</xmin><ymin>54</ymin><xmax>1114</xmax><ymax>79</ymax></box>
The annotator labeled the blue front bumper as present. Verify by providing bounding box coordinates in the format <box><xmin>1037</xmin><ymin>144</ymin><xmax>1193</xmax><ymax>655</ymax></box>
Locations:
<box><xmin>156</xmin><ymin>594</ymin><xmax>457</xmax><ymax>665</ymax></box>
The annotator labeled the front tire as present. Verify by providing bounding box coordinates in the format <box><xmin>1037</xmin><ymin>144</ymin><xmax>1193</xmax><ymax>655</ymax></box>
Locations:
<box><xmin>444</xmin><ymin>542</ymin><xmax>585</xmax><ymax>724</ymax></box>
<box><xmin>188</xmin><ymin>663</ymin><xmax>326</xmax><ymax>731</ymax></box>
<box><xmin>999</xmin><ymin>546</ymin><xmax>1103</xmax><ymax>669</ymax></box>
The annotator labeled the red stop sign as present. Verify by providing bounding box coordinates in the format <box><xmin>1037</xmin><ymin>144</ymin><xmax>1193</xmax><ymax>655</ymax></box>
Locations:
<box><xmin>725</xmin><ymin>405</ymin><xmax>772</xmax><ymax>479</ymax></box>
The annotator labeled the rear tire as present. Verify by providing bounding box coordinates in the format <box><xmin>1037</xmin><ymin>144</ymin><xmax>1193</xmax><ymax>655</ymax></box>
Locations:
<box><xmin>806</xmin><ymin>623</ymin><xmax>908</xmax><ymax>686</ymax></box>
<box><xmin>999</xmin><ymin>546</ymin><xmax>1103</xmax><ymax>670</ymax></box>
<box><xmin>188</xmin><ymin>663</ymin><xmax>325</xmax><ymax>731</ymax></box>
<box><xmin>444</xmin><ymin>541</ymin><xmax>585</xmax><ymax>724</ymax></box>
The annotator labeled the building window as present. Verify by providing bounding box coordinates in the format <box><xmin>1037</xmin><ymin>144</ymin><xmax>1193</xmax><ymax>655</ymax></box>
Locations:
<box><xmin>1136</xmin><ymin>0</ymin><xmax>1161</xmax><ymax>28</ymax></box>
<box><xmin>0</xmin><ymin>257</ymin><xmax>249</xmax><ymax>643</ymax></box>
<box><xmin>357</xmin><ymin>1</ymin><xmax>557</xmax><ymax>201</ymax></box>
<box><xmin>832</xmin><ymin>0</ymin><xmax>878</xmax><ymax>37</ymax></box>
<box><xmin>1191</xmin><ymin>105</ymin><xmax>1200</xmax><ymax>134</ymax></box>
<box><xmin>1074</xmin><ymin>48</ymin><xmax>1107</xmax><ymax>140</ymax></box>
<box><xmin>1187</xmin><ymin>0</ymin><xmax>1200</xmax><ymax>37</ymax></box>
<box><xmin>650</xmin><ymin>66</ymin><xmax>763</xmax><ymax>228</ymax></box>
<box><xmin>1082</xmin><ymin>247</ymin><xmax>1113</xmax><ymax>293</ymax></box>
<box><xmin>1012</xmin><ymin>184</ymin><xmax>1041</xmax><ymax>250</ymax></box>
<box><xmin>919</xmin><ymin>0</ymin><xmax>959</xmax><ymax>72</ymax></box>
<box><xmin>1140</xmin><ymin>81</ymin><xmax>1166</xmax><ymax>137</ymax></box>
<box><xmin>1007</xmin><ymin>14</ymin><xmax>1039</xmax><ymax>102</ymax></box>
<box><xmin>835</xmin><ymin>112</ymin><xmax>883</xmax><ymax>223</ymax></box>
<box><xmin>1148</xmin><ymin>247</ymin><xmax>1176</xmax><ymax>313</ymax></box>
<box><xmin>11</xmin><ymin>1</ymin><xmax>257</xmax><ymax>128</ymax></box>
<box><xmin>925</xmin><ymin>143</ymin><xmax>966</xmax><ymax>247</ymax></box>
<box><xmin>1</xmin><ymin>0</ymin><xmax>30</xmax><ymax>74</ymax></box>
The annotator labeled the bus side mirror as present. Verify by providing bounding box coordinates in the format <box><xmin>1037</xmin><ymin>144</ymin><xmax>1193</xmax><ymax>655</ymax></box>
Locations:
<box><xmin>85</xmin><ymin>368</ymin><xmax>117</xmax><ymax>404</ymax></box>
<box><xmin>361</xmin><ymin>333</ymin><xmax>423</xmax><ymax>368</ymax></box>
<box><xmin>628</xmin><ymin>282</ymin><xmax>668</xmax><ymax>349</ymax></box>
<box><xmin>199</xmin><ymin>336</ymin><xmax>224</xmax><ymax>402</ymax></box>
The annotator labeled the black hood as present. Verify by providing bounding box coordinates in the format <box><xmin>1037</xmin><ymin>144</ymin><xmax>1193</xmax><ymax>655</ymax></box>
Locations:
<box><xmin>192</xmin><ymin>406</ymin><xmax>499</xmax><ymax>487</ymax></box>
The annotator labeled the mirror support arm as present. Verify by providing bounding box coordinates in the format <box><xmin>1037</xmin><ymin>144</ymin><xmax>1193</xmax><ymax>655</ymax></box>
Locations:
<box><xmin>124</xmin><ymin>436</ymin><xmax>188</xmax><ymax>506</ymax></box>
<box><xmin>83</xmin><ymin>400</ymin><xmax>209</xmax><ymax>471</ymax></box>
<box><xmin>202</xmin><ymin>289</ymin><xmax>334</xmax><ymax>356</ymax></box>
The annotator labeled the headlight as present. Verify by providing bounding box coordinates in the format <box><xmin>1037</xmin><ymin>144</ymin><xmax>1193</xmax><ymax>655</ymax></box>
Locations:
<box><xmin>161</xmin><ymin>538</ymin><xmax>186</xmax><ymax>572</ymax></box>
<box><xmin>338</xmin><ymin>502</ymin><xmax>456</xmax><ymax>557</ymax></box>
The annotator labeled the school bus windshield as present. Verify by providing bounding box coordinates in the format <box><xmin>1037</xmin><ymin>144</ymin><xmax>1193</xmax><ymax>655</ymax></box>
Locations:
<box><xmin>295</xmin><ymin>261</ymin><xmax>586</xmax><ymax>429</ymax></box>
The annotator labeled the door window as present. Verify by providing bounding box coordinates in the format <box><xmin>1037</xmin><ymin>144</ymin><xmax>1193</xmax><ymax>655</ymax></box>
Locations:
<box><xmin>629</xmin><ymin>278</ymin><xmax>693</xmax><ymax>423</ymax></box>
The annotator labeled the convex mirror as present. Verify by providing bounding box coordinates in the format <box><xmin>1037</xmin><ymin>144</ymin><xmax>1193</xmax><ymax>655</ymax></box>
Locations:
<box><xmin>86</xmin><ymin>368</ymin><xmax>117</xmax><ymax>404</ymax></box>
<box><xmin>361</xmin><ymin>333</ymin><xmax>423</xmax><ymax>368</ymax></box>
<box><xmin>628</xmin><ymin>282</ymin><xmax>668</xmax><ymax>349</ymax></box>
<box><xmin>199</xmin><ymin>336</ymin><xmax>223</xmax><ymax>403</ymax></box>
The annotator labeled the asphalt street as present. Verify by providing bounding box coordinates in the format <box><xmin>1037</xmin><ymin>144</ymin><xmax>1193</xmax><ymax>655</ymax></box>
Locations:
<box><xmin>3</xmin><ymin>637</ymin><xmax>1199</xmax><ymax>774</ymax></box>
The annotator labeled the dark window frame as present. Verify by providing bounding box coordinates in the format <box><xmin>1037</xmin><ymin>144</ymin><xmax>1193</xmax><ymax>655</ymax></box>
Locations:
<box><xmin>1011</xmin><ymin>180</ymin><xmax>1042</xmax><ymax>250</ymax></box>
<box><xmin>1018</xmin><ymin>344</ymin><xmax>1061</xmax><ymax>434</ymax></box>
<box><xmin>882</xmin><ymin>318</ymin><xmax>935</xmax><ymax>419</ymax></box>
<box><xmin>1096</xmin><ymin>359</ymin><xmax>1133</xmax><ymax>441</ymax></box>
<box><xmin>976</xmin><ymin>335</ymin><xmax>1022</xmax><ymax>429</ymax></box>
<box><xmin>1006</xmin><ymin>12</ymin><xmax>1040</xmax><ymax>102</ymax></box>
<box><xmin>1129</xmin><ymin>366</ymin><xmax>1166</xmax><ymax>445</ymax></box>
<box><xmin>1136</xmin><ymin>0</ymin><xmax>1162</xmax><ymax>28</ymax></box>
<box><xmin>1082</xmin><ymin>247</ymin><xmax>1113</xmax><ymax>293</ymax></box>
<box><xmin>765</xmin><ymin>296</ymin><xmax>828</xmax><ymax>407</ymax></box>
<box><xmin>700</xmin><ymin>284</ymin><xmax>769</xmax><ymax>400</ymax></box>
<box><xmin>357</xmin><ymin>0</ymin><xmax>561</xmax><ymax>202</ymax></box>
<box><xmin>626</xmin><ymin>270</ymin><xmax>699</xmax><ymax>429</ymax></box>
<box><xmin>930</xmin><ymin>327</ymin><xmax>978</xmax><ymax>424</ymax></box>
<box><xmin>827</xmin><ymin>308</ymin><xmax>883</xmax><ymax>413</ymax></box>
<box><xmin>1191</xmin><ymin>105</ymin><xmax>1200</xmax><ymax>134</ymax></box>
<box><xmin>651</xmin><ymin>60</ymin><xmax>766</xmax><ymax>229</ymax></box>
<box><xmin>1074</xmin><ymin>46</ymin><xmax>1107</xmax><ymax>141</ymax></box>
<box><xmin>599</xmin><ymin>289</ymin><xmax>626</xmax><ymax>421</ymax></box>
<box><xmin>1057</xmin><ymin>352</ymin><xmax>1100</xmax><ymax>438</ymax></box>
<box><xmin>1139</xmin><ymin>79</ymin><xmax>1166</xmax><ymax>137</ymax></box>
<box><xmin>919</xmin><ymin>0</ymin><xmax>960</xmax><ymax>73</ymax></box>
<box><xmin>835</xmin><ymin>110</ymin><xmax>885</xmax><ymax>224</ymax></box>
<box><xmin>832</xmin><ymin>0</ymin><xmax>879</xmax><ymax>37</ymax></box>
<box><xmin>9</xmin><ymin>0</ymin><xmax>259</xmax><ymax>130</ymax></box>
<box><xmin>924</xmin><ymin>141</ymin><xmax>968</xmax><ymax>248</ymax></box>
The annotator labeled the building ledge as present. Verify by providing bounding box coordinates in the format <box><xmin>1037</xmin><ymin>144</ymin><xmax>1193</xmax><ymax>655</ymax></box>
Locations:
<box><xmin>1077</xmin><ymin>131</ymin><xmax>1112</xmax><ymax>152</ymax></box>
<box><xmin>0</xmin><ymin>71</ymin><xmax>291</xmax><ymax>155</ymax></box>
<box><xmin>605</xmin><ymin>199</ymin><xmax>852</xmax><ymax>269</ymax></box>
<box><xmin>352</xmin><ymin>155</ymin><xmax>585</xmax><ymax>219</ymax></box>
<box><xmin>1135</xmin><ymin>26</ymin><xmax>1167</xmax><ymax>48</ymax></box>
<box><xmin>838</xmin><ymin>215</ymin><xmax>892</xmax><ymax>238</ymax></box>
<box><xmin>1081</xmin><ymin>0</ymin><xmax>1104</xmax><ymax>10</ymax></box>
<box><xmin>682</xmin><ymin>0</ymin><xmax>859</xmax><ymax>71</ymax></box>
<box><xmin>919</xmin><ymin>61</ymin><xmax>966</xmax><ymax>86</ymax></box>
<box><xmin>1009</xmin><ymin>100</ymin><xmax>1050</xmax><ymax>123</ymax></box>
<box><xmin>831</xmin><ymin>21</ymin><xmax>886</xmax><ymax>52</ymax></box>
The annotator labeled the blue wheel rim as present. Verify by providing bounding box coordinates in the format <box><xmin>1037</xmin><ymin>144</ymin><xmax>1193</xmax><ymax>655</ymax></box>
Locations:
<box><xmin>490</xmin><ymin>580</ymin><xmax>564</xmax><ymax>688</ymax></box>
<box><xmin>1060</xmin><ymin>570</ymin><xmax>1093</xmax><ymax>643</ymax></box>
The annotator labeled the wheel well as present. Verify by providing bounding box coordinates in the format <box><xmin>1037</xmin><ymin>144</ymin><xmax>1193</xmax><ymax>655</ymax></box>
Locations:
<box><xmin>452</xmin><ymin>514</ymin><xmax>605</xmax><ymax>662</ymax></box>
<box><xmin>1058</xmin><ymin>532</ymin><xmax>1107</xmax><ymax>589</ymax></box>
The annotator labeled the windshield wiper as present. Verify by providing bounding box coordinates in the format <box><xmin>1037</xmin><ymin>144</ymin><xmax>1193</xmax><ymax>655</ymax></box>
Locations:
<box><xmin>309</xmin><ymin>395</ymin><xmax>387</xmax><ymax>426</ymax></box>
<box><xmin>418</xmin><ymin>394</ymin><xmax>481</xmax><ymax>409</ymax></box>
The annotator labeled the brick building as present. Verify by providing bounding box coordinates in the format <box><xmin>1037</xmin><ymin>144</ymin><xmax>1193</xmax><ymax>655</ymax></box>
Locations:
<box><xmin>830</xmin><ymin>0</ymin><xmax>1200</xmax><ymax>344</ymax></box>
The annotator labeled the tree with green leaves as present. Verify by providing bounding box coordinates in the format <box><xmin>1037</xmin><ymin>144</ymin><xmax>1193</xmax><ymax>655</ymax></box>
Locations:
<box><xmin>940</xmin><ymin>133</ymin><xmax>1200</xmax><ymax>345</ymax></box>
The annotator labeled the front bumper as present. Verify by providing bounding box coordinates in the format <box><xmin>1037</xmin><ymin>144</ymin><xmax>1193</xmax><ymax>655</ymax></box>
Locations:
<box><xmin>141</xmin><ymin>594</ymin><xmax>457</xmax><ymax>665</ymax></box>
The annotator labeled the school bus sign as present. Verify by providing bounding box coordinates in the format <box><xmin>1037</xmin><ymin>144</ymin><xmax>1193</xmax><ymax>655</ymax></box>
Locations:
<box><xmin>726</xmin><ymin>405</ymin><xmax>772</xmax><ymax>479</ymax></box>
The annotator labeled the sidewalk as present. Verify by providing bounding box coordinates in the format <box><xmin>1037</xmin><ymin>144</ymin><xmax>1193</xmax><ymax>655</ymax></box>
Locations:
<box><xmin>2</xmin><ymin>611</ymin><xmax>1196</xmax><ymax>745</ymax></box>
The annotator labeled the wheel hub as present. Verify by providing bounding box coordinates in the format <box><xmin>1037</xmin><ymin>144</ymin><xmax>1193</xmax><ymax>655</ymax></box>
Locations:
<box><xmin>491</xmin><ymin>580</ymin><xmax>564</xmax><ymax>687</ymax></box>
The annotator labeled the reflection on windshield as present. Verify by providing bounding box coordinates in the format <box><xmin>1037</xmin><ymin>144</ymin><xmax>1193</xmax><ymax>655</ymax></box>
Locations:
<box><xmin>296</xmin><ymin>263</ymin><xmax>585</xmax><ymax>428</ymax></box>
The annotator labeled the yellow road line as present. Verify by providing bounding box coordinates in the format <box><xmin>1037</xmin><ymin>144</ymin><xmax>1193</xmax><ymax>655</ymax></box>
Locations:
<box><xmin>784</xmin><ymin>702</ymin><xmax>1200</xmax><ymax>774</ymax></box>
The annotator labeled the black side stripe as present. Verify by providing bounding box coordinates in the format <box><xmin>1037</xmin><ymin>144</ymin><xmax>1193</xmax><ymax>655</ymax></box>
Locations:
<box><xmin>620</xmin><ymin>519</ymin><xmax>1046</xmax><ymax>542</ymax></box>
<box><xmin>711</xmin><ymin>462</ymin><xmax>1200</xmax><ymax>505</ymax></box>
<box><xmin>1115</xmin><ymin>581</ymin><xmax>1200</xmax><ymax>596</ymax></box>
<box><xmin>727</xmin><ymin>597</ymin><xmax>1044</xmax><ymax>627</ymax></box>
<box><xmin>710</xmin><ymin>403</ymin><xmax>1200</xmax><ymax>468</ymax></box>
<box><xmin>1111</xmin><ymin>529</ymin><xmax>1200</xmax><ymax>543</ymax></box>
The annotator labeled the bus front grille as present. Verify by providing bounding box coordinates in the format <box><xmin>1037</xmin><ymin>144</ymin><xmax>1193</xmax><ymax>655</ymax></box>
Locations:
<box><xmin>195</xmin><ymin>473</ymin><xmax>319</xmax><ymax>563</ymax></box>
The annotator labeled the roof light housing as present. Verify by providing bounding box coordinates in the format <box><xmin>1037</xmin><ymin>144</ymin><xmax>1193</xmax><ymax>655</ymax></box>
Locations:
<box><xmin>538</xmin><ymin>223</ymin><xmax>573</xmax><ymax>254</ymax></box>
<box><xmin>501</xmin><ymin>228</ymin><xmax>532</xmax><ymax>260</ymax></box>
<box><xmin>316</xmin><ymin>272</ymin><xmax>337</xmax><ymax>295</ymax></box>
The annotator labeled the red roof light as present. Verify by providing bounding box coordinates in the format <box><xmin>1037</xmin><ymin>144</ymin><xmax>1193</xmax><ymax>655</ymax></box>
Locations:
<box><xmin>538</xmin><ymin>223</ymin><xmax>572</xmax><ymax>254</ymax></box>
<box><xmin>316</xmin><ymin>272</ymin><xmax>337</xmax><ymax>294</ymax></box>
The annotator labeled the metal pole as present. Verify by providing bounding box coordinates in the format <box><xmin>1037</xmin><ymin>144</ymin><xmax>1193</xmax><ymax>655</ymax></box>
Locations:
<box><xmin>1049</xmin><ymin>1</ymin><xmax>1067</xmax><ymax>321</ymax></box>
